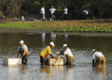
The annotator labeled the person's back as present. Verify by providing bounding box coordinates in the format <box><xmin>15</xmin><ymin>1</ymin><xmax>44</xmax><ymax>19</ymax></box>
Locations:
<box><xmin>64</xmin><ymin>8</ymin><xmax>68</xmax><ymax>14</ymax></box>
<box><xmin>41</xmin><ymin>7</ymin><xmax>45</xmax><ymax>14</ymax></box>
<box><xmin>64</xmin><ymin>48</ymin><xmax>73</xmax><ymax>57</ymax></box>
<box><xmin>83</xmin><ymin>10</ymin><xmax>88</xmax><ymax>15</ymax></box>
<box><xmin>40</xmin><ymin>46</ymin><xmax>52</xmax><ymax>58</ymax></box>
<box><xmin>50</xmin><ymin>8</ymin><xmax>55</xmax><ymax>13</ymax></box>
<box><xmin>92</xmin><ymin>49</ymin><xmax>106</xmax><ymax>68</ymax></box>
<box><xmin>93</xmin><ymin>51</ymin><xmax>104</xmax><ymax>59</ymax></box>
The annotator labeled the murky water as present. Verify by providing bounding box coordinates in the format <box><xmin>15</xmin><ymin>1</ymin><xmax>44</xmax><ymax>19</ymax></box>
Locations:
<box><xmin>0</xmin><ymin>32</ymin><xmax>112</xmax><ymax>80</ymax></box>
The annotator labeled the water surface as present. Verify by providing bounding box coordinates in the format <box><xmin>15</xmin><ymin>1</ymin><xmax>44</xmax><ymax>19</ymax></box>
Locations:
<box><xmin>0</xmin><ymin>32</ymin><xmax>111</xmax><ymax>80</ymax></box>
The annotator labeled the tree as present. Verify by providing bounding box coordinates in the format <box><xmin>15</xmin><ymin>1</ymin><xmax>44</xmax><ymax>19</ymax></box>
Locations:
<box><xmin>0</xmin><ymin>0</ymin><xmax>24</xmax><ymax>18</ymax></box>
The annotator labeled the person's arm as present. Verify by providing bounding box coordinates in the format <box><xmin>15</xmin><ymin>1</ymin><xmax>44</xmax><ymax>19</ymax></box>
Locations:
<box><xmin>40</xmin><ymin>8</ymin><xmax>42</xmax><ymax>14</ymax></box>
<box><xmin>54</xmin><ymin>9</ymin><xmax>56</xmax><ymax>12</ymax></box>
<box><xmin>40</xmin><ymin>11</ymin><xmax>41</xmax><ymax>14</ymax></box>
<box><xmin>17</xmin><ymin>51</ymin><xmax>19</xmax><ymax>58</ymax></box>
<box><xmin>92</xmin><ymin>59</ymin><xmax>95</xmax><ymax>67</ymax></box>
<box><xmin>57</xmin><ymin>51</ymin><xmax>64</xmax><ymax>55</ymax></box>
<box><xmin>47</xmin><ymin>46</ymin><xmax>58</xmax><ymax>60</ymax></box>
<box><xmin>92</xmin><ymin>53</ymin><xmax>96</xmax><ymax>67</ymax></box>
<box><xmin>17</xmin><ymin>46</ymin><xmax>20</xmax><ymax>57</ymax></box>
<box><xmin>56</xmin><ymin>52</ymin><xmax>61</xmax><ymax>55</ymax></box>
<box><xmin>50</xmin><ymin>54</ymin><xmax>58</xmax><ymax>60</ymax></box>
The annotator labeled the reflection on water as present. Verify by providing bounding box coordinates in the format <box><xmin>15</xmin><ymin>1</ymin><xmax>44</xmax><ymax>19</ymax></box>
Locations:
<box><xmin>8</xmin><ymin>66</ymin><xmax>21</xmax><ymax>80</ymax></box>
<box><xmin>64</xmin><ymin>34</ymin><xmax>68</xmax><ymax>38</ymax></box>
<box><xmin>42</xmin><ymin>33</ymin><xmax>46</xmax><ymax>47</ymax></box>
<box><xmin>64</xmin><ymin>34</ymin><xmax>68</xmax><ymax>41</ymax></box>
<box><xmin>20</xmin><ymin>65</ymin><xmax>28</xmax><ymax>75</ymax></box>
<box><xmin>40</xmin><ymin>65</ymin><xmax>64</xmax><ymax>73</ymax></box>
<box><xmin>40</xmin><ymin>65</ymin><xmax>75</xmax><ymax>80</ymax></box>
<box><xmin>65</xmin><ymin>66</ymin><xmax>74</xmax><ymax>80</ymax></box>
<box><xmin>92</xmin><ymin>67</ymin><xmax>106</xmax><ymax>80</ymax></box>
<box><xmin>50</xmin><ymin>33</ymin><xmax>56</xmax><ymax>41</ymax></box>
<box><xmin>8</xmin><ymin>66</ymin><xmax>28</xmax><ymax>80</ymax></box>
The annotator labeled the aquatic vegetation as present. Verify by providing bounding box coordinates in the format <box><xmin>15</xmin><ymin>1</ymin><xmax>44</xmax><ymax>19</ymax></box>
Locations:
<box><xmin>53</xmin><ymin>26</ymin><xmax>112</xmax><ymax>33</ymax></box>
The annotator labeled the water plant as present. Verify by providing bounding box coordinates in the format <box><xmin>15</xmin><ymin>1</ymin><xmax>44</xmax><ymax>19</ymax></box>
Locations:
<box><xmin>53</xmin><ymin>26</ymin><xmax>112</xmax><ymax>33</ymax></box>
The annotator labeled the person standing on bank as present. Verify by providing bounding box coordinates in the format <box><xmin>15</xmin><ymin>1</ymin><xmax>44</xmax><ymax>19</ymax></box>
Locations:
<box><xmin>49</xmin><ymin>6</ymin><xmax>56</xmax><ymax>20</ymax></box>
<box><xmin>83</xmin><ymin>9</ymin><xmax>89</xmax><ymax>19</ymax></box>
<box><xmin>64</xmin><ymin>6</ymin><xmax>68</xmax><ymax>20</ymax></box>
<box><xmin>92</xmin><ymin>49</ymin><xmax>106</xmax><ymax>68</ymax></box>
<box><xmin>17</xmin><ymin>40</ymin><xmax>29</xmax><ymax>64</ymax></box>
<box><xmin>40</xmin><ymin>6</ymin><xmax>45</xmax><ymax>20</ymax></box>
<box><xmin>57</xmin><ymin>44</ymin><xmax>74</xmax><ymax>65</ymax></box>
<box><xmin>40</xmin><ymin>42</ymin><xmax>58</xmax><ymax>65</ymax></box>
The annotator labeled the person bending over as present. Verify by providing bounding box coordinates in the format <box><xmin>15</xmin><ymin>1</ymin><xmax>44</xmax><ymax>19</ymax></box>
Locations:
<box><xmin>40</xmin><ymin>42</ymin><xmax>58</xmax><ymax>65</ymax></box>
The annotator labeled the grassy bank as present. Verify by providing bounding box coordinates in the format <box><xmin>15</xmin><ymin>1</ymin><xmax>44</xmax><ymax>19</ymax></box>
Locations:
<box><xmin>0</xmin><ymin>19</ymin><xmax>112</xmax><ymax>32</ymax></box>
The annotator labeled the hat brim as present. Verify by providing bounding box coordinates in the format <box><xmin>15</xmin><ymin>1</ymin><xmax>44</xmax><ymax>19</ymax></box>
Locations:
<box><xmin>52</xmin><ymin>44</ymin><xmax>55</xmax><ymax>47</ymax></box>
<box><xmin>19</xmin><ymin>42</ymin><xmax>23</xmax><ymax>44</ymax></box>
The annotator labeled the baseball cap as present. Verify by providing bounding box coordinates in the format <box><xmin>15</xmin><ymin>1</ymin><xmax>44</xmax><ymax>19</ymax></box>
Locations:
<box><xmin>50</xmin><ymin>42</ymin><xmax>55</xmax><ymax>47</ymax></box>
<box><xmin>63</xmin><ymin>44</ymin><xmax>67</xmax><ymax>48</ymax></box>
<box><xmin>19</xmin><ymin>40</ymin><xmax>24</xmax><ymax>44</ymax></box>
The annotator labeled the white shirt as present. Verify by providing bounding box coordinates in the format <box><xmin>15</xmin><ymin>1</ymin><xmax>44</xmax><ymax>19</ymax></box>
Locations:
<box><xmin>41</xmin><ymin>7</ymin><xmax>45</xmax><ymax>14</ymax></box>
<box><xmin>83</xmin><ymin>10</ymin><xmax>88</xmax><ymax>15</ymax></box>
<box><xmin>64</xmin><ymin>8</ymin><xmax>68</xmax><ymax>14</ymax></box>
<box><xmin>18</xmin><ymin>44</ymin><xmax>28</xmax><ymax>52</ymax></box>
<box><xmin>50</xmin><ymin>8</ymin><xmax>56</xmax><ymax>13</ymax></box>
<box><xmin>92</xmin><ymin>51</ymin><xmax>104</xmax><ymax>59</ymax></box>
<box><xmin>64</xmin><ymin>48</ymin><xmax>73</xmax><ymax>57</ymax></box>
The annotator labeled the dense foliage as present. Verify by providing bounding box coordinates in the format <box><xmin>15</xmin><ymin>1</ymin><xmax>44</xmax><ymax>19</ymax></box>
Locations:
<box><xmin>0</xmin><ymin>0</ymin><xmax>112</xmax><ymax>19</ymax></box>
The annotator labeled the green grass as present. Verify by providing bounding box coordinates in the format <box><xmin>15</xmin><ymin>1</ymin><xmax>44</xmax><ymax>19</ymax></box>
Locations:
<box><xmin>0</xmin><ymin>22</ymin><xmax>55</xmax><ymax>30</ymax></box>
<box><xmin>0</xmin><ymin>22</ymin><xmax>112</xmax><ymax>33</ymax></box>
<box><xmin>0</xmin><ymin>22</ymin><xmax>40</xmax><ymax>29</ymax></box>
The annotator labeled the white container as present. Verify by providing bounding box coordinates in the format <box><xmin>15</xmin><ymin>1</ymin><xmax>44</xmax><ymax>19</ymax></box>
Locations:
<box><xmin>21</xmin><ymin>16</ymin><xmax>25</xmax><ymax>21</ymax></box>
<box><xmin>47</xmin><ymin>57</ymin><xmax>65</xmax><ymax>66</ymax></box>
<box><xmin>3</xmin><ymin>58</ymin><xmax>22</xmax><ymax>66</ymax></box>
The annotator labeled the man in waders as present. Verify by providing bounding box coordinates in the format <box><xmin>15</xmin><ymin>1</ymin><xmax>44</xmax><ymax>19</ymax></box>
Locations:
<box><xmin>57</xmin><ymin>44</ymin><xmax>74</xmax><ymax>65</ymax></box>
<box><xmin>17</xmin><ymin>40</ymin><xmax>29</xmax><ymax>64</ymax></box>
<box><xmin>92</xmin><ymin>49</ymin><xmax>106</xmax><ymax>67</ymax></box>
<box><xmin>40</xmin><ymin>42</ymin><xmax>58</xmax><ymax>65</ymax></box>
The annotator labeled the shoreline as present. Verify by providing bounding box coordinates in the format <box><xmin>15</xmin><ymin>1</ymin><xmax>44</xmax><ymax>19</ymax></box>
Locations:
<box><xmin>0</xmin><ymin>28</ymin><xmax>112</xmax><ymax>37</ymax></box>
